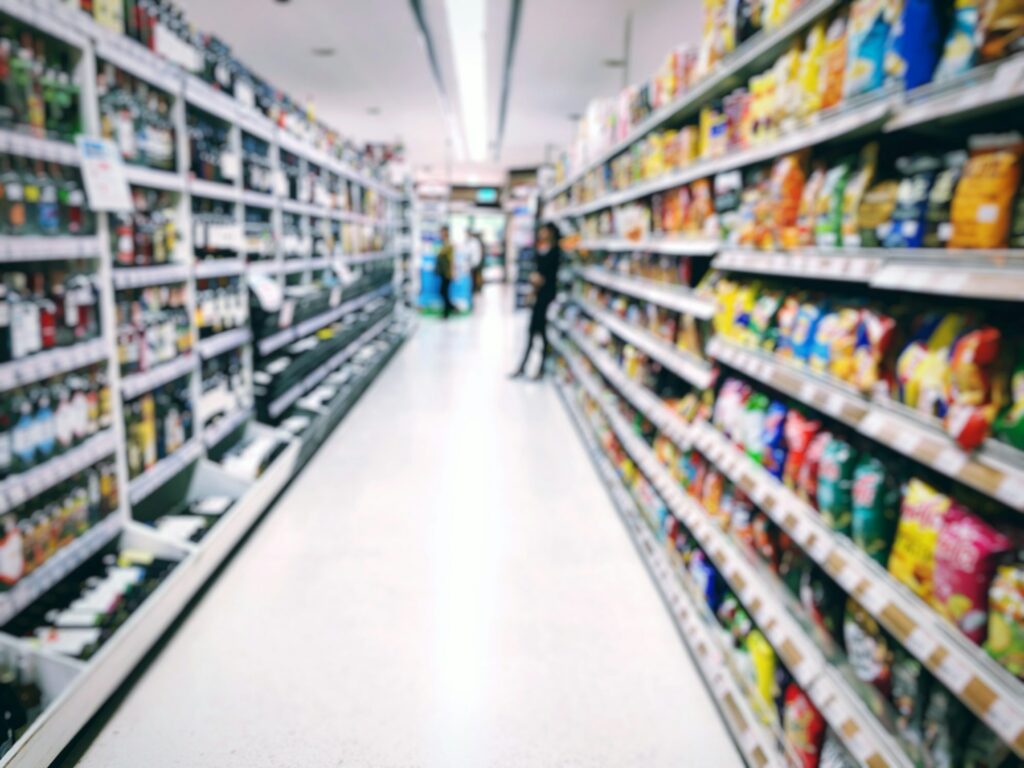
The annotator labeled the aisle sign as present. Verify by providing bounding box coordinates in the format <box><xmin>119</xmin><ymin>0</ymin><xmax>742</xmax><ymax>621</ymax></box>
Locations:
<box><xmin>75</xmin><ymin>138</ymin><xmax>133</xmax><ymax>212</ymax></box>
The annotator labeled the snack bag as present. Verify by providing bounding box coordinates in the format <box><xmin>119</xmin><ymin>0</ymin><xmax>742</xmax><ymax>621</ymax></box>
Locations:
<box><xmin>800</xmin><ymin>566</ymin><xmax>845</xmax><ymax>640</ymax></box>
<box><xmin>783</xmin><ymin>683</ymin><xmax>826</xmax><ymax>768</ymax></box>
<box><xmin>764</xmin><ymin>0</ymin><xmax>793</xmax><ymax>30</ymax></box>
<box><xmin>841</xmin><ymin>143</ymin><xmax>879</xmax><ymax>247</ymax></box>
<box><xmin>738</xmin><ymin>0</ymin><xmax>765</xmax><ymax>42</ymax></box>
<box><xmin>798</xmin><ymin>22</ymin><xmax>827</xmax><ymax>119</ymax></box>
<box><xmin>949</xmin><ymin>133</ymin><xmax>1024</xmax><ymax>249</ymax></box>
<box><xmin>743</xmin><ymin>392</ymin><xmax>771</xmax><ymax>460</ymax></box>
<box><xmin>892</xmin><ymin>647</ymin><xmax>930</xmax><ymax>755</ymax></box>
<box><xmin>791</xmin><ymin>302</ymin><xmax>826</xmax><ymax>363</ymax></box>
<box><xmin>886</xmin><ymin>155</ymin><xmax>942</xmax><ymax>248</ymax></box>
<box><xmin>816</xmin><ymin>161</ymin><xmax>852</xmax><ymax>247</ymax></box>
<box><xmin>809</xmin><ymin>310</ymin><xmax>842</xmax><ymax>375</ymax></box>
<box><xmin>935</xmin><ymin>0</ymin><xmax>981</xmax><ymax>81</ymax></box>
<box><xmin>923</xmin><ymin>151</ymin><xmax>968</xmax><ymax>248</ymax></box>
<box><xmin>748</xmin><ymin>289</ymin><xmax>783</xmax><ymax>347</ymax></box>
<box><xmin>747</xmin><ymin>629</ymin><xmax>777</xmax><ymax>716</ymax></box>
<box><xmin>800</xmin><ymin>431</ymin><xmax>834</xmax><ymax>506</ymax></box>
<box><xmin>945</xmin><ymin>326</ymin><xmax>1001</xmax><ymax>451</ymax></box>
<box><xmin>796</xmin><ymin>163</ymin><xmax>828</xmax><ymax>245</ymax></box>
<box><xmin>980</xmin><ymin>0</ymin><xmax>1024</xmax><ymax>63</ymax></box>
<box><xmin>933</xmin><ymin>505</ymin><xmax>1013</xmax><ymax>642</ymax></box>
<box><xmin>826</xmin><ymin>308</ymin><xmax>863</xmax><ymax>386</ymax></box>
<box><xmin>774</xmin><ymin>295</ymin><xmax>803</xmax><ymax>358</ymax></box>
<box><xmin>763</xmin><ymin>401</ymin><xmax>789</xmax><ymax>479</ymax></box>
<box><xmin>770</xmin><ymin>153</ymin><xmax>807</xmax><ymax>248</ymax></box>
<box><xmin>691</xmin><ymin>550</ymin><xmax>723</xmax><ymax>612</ymax></box>
<box><xmin>888</xmin><ymin>478</ymin><xmax>953</xmax><ymax>602</ymax></box>
<box><xmin>784</xmin><ymin>411</ymin><xmax>822</xmax><ymax>491</ymax></box>
<box><xmin>985</xmin><ymin>563</ymin><xmax>1024</xmax><ymax>678</ymax></box>
<box><xmin>817</xmin><ymin>437</ymin><xmax>857</xmax><ymax>535</ymax></box>
<box><xmin>857</xmin><ymin>179</ymin><xmax>899</xmax><ymax>247</ymax></box>
<box><xmin>821</xmin><ymin>13</ymin><xmax>850</xmax><ymax>110</ymax></box>
<box><xmin>691</xmin><ymin>179</ymin><xmax>715</xmax><ymax>235</ymax></box>
<box><xmin>885</xmin><ymin>0</ymin><xmax>943</xmax><ymax>90</ymax></box>
<box><xmin>851</xmin><ymin>456</ymin><xmax>901</xmax><ymax>564</ymax></box>
<box><xmin>851</xmin><ymin>308</ymin><xmax>897</xmax><ymax>395</ymax></box>
<box><xmin>845</xmin><ymin>0</ymin><xmax>893</xmax><ymax>98</ymax></box>
<box><xmin>994</xmin><ymin>353</ymin><xmax>1024</xmax><ymax>449</ymax></box>
<box><xmin>844</xmin><ymin>598</ymin><xmax>893</xmax><ymax>696</ymax></box>
<box><xmin>895</xmin><ymin>313</ymin><xmax>966</xmax><ymax>418</ymax></box>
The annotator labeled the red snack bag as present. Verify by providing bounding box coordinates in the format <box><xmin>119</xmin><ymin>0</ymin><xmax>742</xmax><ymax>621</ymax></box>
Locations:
<box><xmin>798</xmin><ymin>431</ymin><xmax>833</xmax><ymax>507</ymax></box>
<box><xmin>784</xmin><ymin>411</ymin><xmax>822</xmax><ymax>491</ymax></box>
<box><xmin>933</xmin><ymin>506</ymin><xmax>1013</xmax><ymax>643</ymax></box>
<box><xmin>784</xmin><ymin>682</ymin><xmax>826</xmax><ymax>768</ymax></box>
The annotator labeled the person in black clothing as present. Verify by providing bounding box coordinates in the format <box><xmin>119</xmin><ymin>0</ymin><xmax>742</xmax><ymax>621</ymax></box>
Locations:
<box><xmin>436</xmin><ymin>225</ymin><xmax>455</xmax><ymax>320</ymax></box>
<box><xmin>511</xmin><ymin>223</ymin><xmax>562</xmax><ymax>380</ymax></box>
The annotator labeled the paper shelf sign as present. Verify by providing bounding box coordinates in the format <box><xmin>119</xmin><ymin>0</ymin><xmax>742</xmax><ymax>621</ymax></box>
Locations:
<box><xmin>76</xmin><ymin>138</ymin><xmax>134</xmax><ymax>212</ymax></box>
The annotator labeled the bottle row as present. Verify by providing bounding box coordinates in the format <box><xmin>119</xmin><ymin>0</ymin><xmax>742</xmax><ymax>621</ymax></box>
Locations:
<box><xmin>115</xmin><ymin>284</ymin><xmax>191</xmax><ymax>376</ymax></box>
<box><xmin>0</xmin><ymin>158</ymin><xmax>94</xmax><ymax>238</ymax></box>
<box><xmin>123</xmin><ymin>376</ymin><xmax>192</xmax><ymax>480</ymax></box>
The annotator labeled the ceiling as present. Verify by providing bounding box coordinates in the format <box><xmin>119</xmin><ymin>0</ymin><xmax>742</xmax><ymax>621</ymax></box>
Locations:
<box><xmin>174</xmin><ymin>0</ymin><xmax>700</xmax><ymax>183</ymax></box>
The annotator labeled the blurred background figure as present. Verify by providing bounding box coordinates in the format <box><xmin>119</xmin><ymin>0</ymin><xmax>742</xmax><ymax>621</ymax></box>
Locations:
<box><xmin>468</xmin><ymin>230</ymin><xmax>486</xmax><ymax>294</ymax></box>
<box><xmin>436</xmin><ymin>225</ymin><xmax>455</xmax><ymax>320</ymax></box>
<box><xmin>510</xmin><ymin>223</ymin><xmax>562</xmax><ymax>380</ymax></box>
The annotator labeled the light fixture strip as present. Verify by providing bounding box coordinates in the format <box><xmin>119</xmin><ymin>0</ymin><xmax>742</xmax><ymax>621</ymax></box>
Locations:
<box><xmin>444</xmin><ymin>0</ymin><xmax>488</xmax><ymax>162</ymax></box>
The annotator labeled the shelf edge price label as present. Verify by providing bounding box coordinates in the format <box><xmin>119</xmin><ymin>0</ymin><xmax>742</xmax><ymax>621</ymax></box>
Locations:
<box><xmin>75</xmin><ymin>138</ymin><xmax>133</xmax><ymax>213</ymax></box>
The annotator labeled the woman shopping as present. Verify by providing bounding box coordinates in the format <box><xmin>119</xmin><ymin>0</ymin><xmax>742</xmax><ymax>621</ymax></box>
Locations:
<box><xmin>510</xmin><ymin>223</ymin><xmax>563</xmax><ymax>380</ymax></box>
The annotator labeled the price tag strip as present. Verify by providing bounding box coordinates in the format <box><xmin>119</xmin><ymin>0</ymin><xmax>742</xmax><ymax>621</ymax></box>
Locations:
<box><xmin>713</xmin><ymin>249</ymin><xmax>885</xmax><ymax>284</ymax></box>
<box><xmin>706</xmin><ymin>337</ymin><xmax>1024</xmax><ymax>513</ymax></box>
<box><xmin>121</xmin><ymin>354</ymin><xmax>198</xmax><ymax>402</ymax></box>
<box><xmin>577</xmin><ymin>266</ymin><xmax>717</xmax><ymax>320</ymax></box>
<box><xmin>0</xmin><ymin>338</ymin><xmax>108</xmax><ymax>393</ymax></box>
<box><xmin>127</xmin><ymin>439</ymin><xmax>204</xmax><ymax>506</ymax></box>
<box><xmin>198</xmin><ymin>328</ymin><xmax>253</xmax><ymax>360</ymax></box>
<box><xmin>112</xmin><ymin>263</ymin><xmax>191</xmax><ymax>290</ymax></box>
<box><xmin>0</xmin><ymin>234</ymin><xmax>102</xmax><ymax>262</ymax></box>
<box><xmin>0</xmin><ymin>430</ymin><xmax>117</xmax><ymax>515</ymax></box>
<box><xmin>555</xmin><ymin>337</ymin><xmax>913</xmax><ymax>768</ymax></box>
<box><xmin>575</xmin><ymin>298</ymin><xmax>716</xmax><ymax>391</ymax></box>
<box><xmin>189</xmin><ymin>177</ymin><xmax>239</xmax><ymax>204</ymax></box>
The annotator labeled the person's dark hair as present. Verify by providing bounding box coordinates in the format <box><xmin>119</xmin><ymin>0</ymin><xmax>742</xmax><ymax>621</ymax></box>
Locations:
<box><xmin>540</xmin><ymin>222</ymin><xmax>561</xmax><ymax>246</ymax></box>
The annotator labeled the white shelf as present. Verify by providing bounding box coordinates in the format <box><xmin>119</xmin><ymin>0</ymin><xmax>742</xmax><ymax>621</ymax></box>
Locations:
<box><xmin>344</xmin><ymin>250</ymin><xmax>396</xmax><ymax>265</ymax></box>
<box><xmin>268</xmin><ymin>315</ymin><xmax>393</xmax><ymax>419</ymax></box>
<box><xmin>573</xmin><ymin>238</ymin><xmax>720</xmax><ymax>257</ymax></box>
<box><xmin>548</xmin><ymin>95</ymin><xmax>892</xmax><ymax>220</ymax></box>
<box><xmin>0</xmin><ymin>514</ymin><xmax>122</xmax><ymax>627</ymax></box>
<box><xmin>555</xmin><ymin>336</ymin><xmax>912</xmax><ymax>768</ymax></box>
<box><xmin>112</xmin><ymin>263</ymin><xmax>190</xmax><ymax>290</ymax></box>
<box><xmin>0</xmin><ymin>235</ymin><xmax>101</xmax><ymax>262</ymax></box>
<box><xmin>707</xmin><ymin>337</ymin><xmax>1024</xmax><ymax>512</ymax></box>
<box><xmin>202</xmin><ymin>406</ymin><xmax>253</xmax><ymax>448</ymax></box>
<box><xmin>183</xmin><ymin>75</ymin><xmax>239</xmax><ymax>124</ymax></box>
<box><xmin>0</xmin><ymin>128</ymin><xmax>80</xmax><ymax>165</ymax></box>
<box><xmin>257</xmin><ymin>284</ymin><xmax>393</xmax><ymax>356</ymax></box>
<box><xmin>714</xmin><ymin>247</ymin><xmax>1024</xmax><ymax>302</ymax></box>
<box><xmin>198</xmin><ymin>328</ymin><xmax>251</xmax><ymax>359</ymax></box>
<box><xmin>576</xmin><ymin>266</ymin><xmax>716</xmax><ymax>320</ymax></box>
<box><xmin>281</xmin><ymin>199</ymin><xmax>320</xmax><ymax>217</ymax></box>
<box><xmin>0</xmin><ymin>430</ymin><xmax>117</xmax><ymax>514</ymax></box>
<box><xmin>195</xmin><ymin>258</ymin><xmax>246</xmax><ymax>279</ymax></box>
<box><xmin>0</xmin><ymin>338</ymin><xmax>107</xmax><ymax>392</ymax></box>
<box><xmin>188</xmin><ymin>178</ymin><xmax>239</xmax><ymax>203</ymax></box>
<box><xmin>252</xmin><ymin>258</ymin><xmax>331</xmax><ymax>276</ymax></box>
<box><xmin>120</xmin><ymin>355</ymin><xmax>197</xmax><ymax>401</ymax></box>
<box><xmin>241</xmin><ymin>190</ymin><xmax>276</xmax><ymax>209</ymax></box>
<box><xmin>688</xmin><ymin>420</ymin><xmax>1024</xmax><ymax>756</ymax></box>
<box><xmin>574</xmin><ymin>296</ymin><xmax>715</xmax><ymax>390</ymax></box>
<box><xmin>127</xmin><ymin>438</ymin><xmax>204</xmax><ymax>506</ymax></box>
<box><xmin>124</xmin><ymin>164</ymin><xmax>185</xmax><ymax>192</ymax></box>
<box><xmin>542</xmin><ymin>0</ymin><xmax>843</xmax><ymax>200</ymax></box>
<box><xmin>555</xmin><ymin>381</ymin><xmax>789</xmax><ymax>768</ymax></box>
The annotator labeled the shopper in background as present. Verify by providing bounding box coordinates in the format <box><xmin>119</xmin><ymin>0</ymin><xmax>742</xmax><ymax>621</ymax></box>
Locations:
<box><xmin>468</xmin><ymin>231</ymin><xmax>486</xmax><ymax>293</ymax></box>
<box><xmin>510</xmin><ymin>223</ymin><xmax>562</xmax><ymax>380</ymax></box>
<box><xmin>436</xmin><ymin>226</ymin><xmax>455</xmax><ymax>320</ymax></box>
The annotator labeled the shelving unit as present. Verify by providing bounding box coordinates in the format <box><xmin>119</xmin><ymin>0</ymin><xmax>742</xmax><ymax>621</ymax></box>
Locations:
<box><xmin>0</xmin><ymin>0</ymin><xmax>413</xmax><ymax>764</ymax></box>
<box><xmin>544</xmin><ymin>3</ymin><xmax>1024</xmax><ymax>764</ymax></box>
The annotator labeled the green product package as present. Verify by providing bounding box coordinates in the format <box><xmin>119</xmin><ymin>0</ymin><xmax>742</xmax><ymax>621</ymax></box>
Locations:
<box><xmin>815</xmin><ymin>161</ymin><xmax>852</xmax><ymax>247</ymax></box>
<box><xmin>816</xmin><ymin>437</ymin><xmax>857</xmax><ymax>535</ymax></box>
<box><xmin>851</xmin><ymin>456</ymin><xmax>901</xmax><ymax>564</ymax></box>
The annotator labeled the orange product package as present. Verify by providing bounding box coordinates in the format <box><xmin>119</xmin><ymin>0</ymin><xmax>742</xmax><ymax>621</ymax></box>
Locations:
<box><xmin>949</xmin><ymin>132</ymin><xmax>1024</xmax><ymax>249</ymax></box>
<box><xmin>690</xmin><ymin>178</ymin><xmax>715</xmax><ymax>234</ymax></box>
<box><xmin>796</xmin><ymin>161</ymin><xmax>828</xmax><ymax>246</ymax></box>
<box><xmin>820</xmin><ymin>12</ymin><xmax>849</xmax><ymax>110</ymax></box>
<box><xmin>770</xmin><ymin>152</ymin><xmax>809</xmax><ymax>248</ymax></box>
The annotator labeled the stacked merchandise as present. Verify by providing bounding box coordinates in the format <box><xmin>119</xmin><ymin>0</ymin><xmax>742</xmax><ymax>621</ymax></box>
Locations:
<box><xmin>0</xmin><ymin>0</ymin><xmax>410</xmax><ymax>763</ymax></box>
<box><xmin>546</xmin><ymin>0</ymin><xmax>1024</xmax><ymax>766</ymax></box>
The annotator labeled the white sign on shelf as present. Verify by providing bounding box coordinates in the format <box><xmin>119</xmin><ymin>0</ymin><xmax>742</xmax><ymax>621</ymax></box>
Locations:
<box><xmin>76</xmin><ymin>138</ymin><xmax>133</xmax><ymax>212</ymax></box>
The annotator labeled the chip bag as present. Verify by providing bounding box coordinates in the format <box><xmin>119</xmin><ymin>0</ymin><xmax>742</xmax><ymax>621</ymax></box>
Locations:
<box><xmin>844</xmin><ymin>597</ymin><xmax>893</xmax><ymax>697</ymax></box>
<box><xmin>980</xmin><ymin>0</ymin><xmax>1024</xmax><ymax>62</ymax></box>
<box><xmin>841</xmin><ymin>143</ymin><xmax>879</xmax><ymax>248</ymax></box>
<box><xmin>985</xmin><ymin>563</ymin><xmax>1024</xmax><ymax>678</ymax></box>
<box><xmin>888</xmin><ymin>478</ymin><xmax>953</xmax><ymax>602</ymax></box>
<box><xmin>851</xmin><ymin>456</ymin><xmax>901</xmax><ymax>564</ymax></box>
<box><xmin>936</xmin><ymin>0</ymin><xmax>981</xmax><ymax>81</ymax></box>
<box><xmin>800</xmin><ymin>430</ymin><xmax>834</xmax><ymax>507</ymax></box>
<box><xmin>858</xmin><ymin>179</ymin><xmax>900</xmax><ymax>247</ymax></box>
<box><xmin>885</xmin><ymin>0</ymin><xmax>943</xmax><ymax>90</ymax></box>
<box><xmin>821</xmin><ymin>13</ymin><xmax>850</xmax><ymax>110</ymax></box>
<box><xmin>933</xmin><ymin>505</ymin><xmax>1013</xmax><ymax>643</ymax></box>
<box><xmin>817</xmin><ymin>437</ymin><xmax>857</xmax><ymax>535</ymax></box>
<box><xmin>887</xmin><ymin>154</ymin><xmax>942</xmax><ymax>248</ymax></box>
<box><xmin>945</xmin><ymin>326</ymin><xmax>1001</xmax><ymax>451</ymax></box>
<box><xmin>845</xmin><ymin>0</ymin><xmax>894</xmax><ymax>98</ymax></box>
<box><xmin>923</xmin><ymin>151</ymin><xmax>968</xmax><ymax>248</ymax></box>
<box><xmin>784</xmin><ymin>683</ymin><xmax>826</xmax><ymax>768</ymax></box>
<box><xmin>784</xmin><ymin>411</ymin><xmax>822</xmax><ymax>491</ymax></box>
<box><xmin>949</xmin><ymin>132</ymin><xmax>1024</xmax><ymax>250</ymax></box>
<box><xmin>816</xmin><ymin>161</ymin><xmax>852</xmax><ymax>247</ymax></box>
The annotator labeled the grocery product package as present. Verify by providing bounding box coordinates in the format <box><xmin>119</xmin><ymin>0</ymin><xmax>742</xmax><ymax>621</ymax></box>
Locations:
<box><xmin>885</xmin><ymin>0</ymin><xmax>943</xmax><ymax>90</ymax></box>
<box><xmin>887</xmin><ymin>478</ymin><xmax>953</xmax><ymax>601</ymax></box>
<box><xmin>949</xmin><ymin>132</ymin><xmax>1023</xmax><ymax>250</ymax></box>
<box><xmin>985</xmin><ymin>563</ymin><xmax>1024</xmax><ymax>677</ymax></box>
<box><xmin>886</xmin><ymin>154</ymin><xmax>942</xmax><ymax>248</ymax></box>
<box><xmin>844</xmin><ymin>0</ymin><xmax>894</xmax><ymax>98</ymax></box>
<box><xmin>783</xmin><ymin>682</ymin><xmax>826</xmax><ymax>768</ymax></box>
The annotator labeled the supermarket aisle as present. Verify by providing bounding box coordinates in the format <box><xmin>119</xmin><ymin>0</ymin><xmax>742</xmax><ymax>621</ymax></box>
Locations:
<box><xmin>75</xmin><ymin>286</ymin><xmax>740</xmax><ymax>768</ymax></box>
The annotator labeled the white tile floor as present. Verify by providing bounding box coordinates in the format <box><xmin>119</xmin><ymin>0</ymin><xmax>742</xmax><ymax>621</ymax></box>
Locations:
<box><xmin>74</xmin><ymin>286</ymin><xmax>741</xmax><ymax>768</ymax></box>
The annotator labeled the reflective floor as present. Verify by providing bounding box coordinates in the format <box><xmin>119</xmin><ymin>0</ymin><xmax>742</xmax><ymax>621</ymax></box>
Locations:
<box><xmin>75</xmin><ymin>286</ymin><xmax>741</xmax><ymax>768</ymax></box>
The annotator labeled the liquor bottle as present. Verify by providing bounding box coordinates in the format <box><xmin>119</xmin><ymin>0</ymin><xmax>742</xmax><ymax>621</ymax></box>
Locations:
<box><xmin>53</xmin><ymin>380</ymin><xmax>74</xmax><ymax>455</ymax></box>
<box><xmin>125</xmin><ymin>400</ymin><xmax>142</xmax><ymax>479</ymax></box>
<box><xmin>0</xmin><ymin>393</ymin><xmax>11</xmax><ymax>481</ymax></box>
<box><xmin>2</xmin><ymin>157</ymin><xmax>26</xmax><ymax>236</ymax></box>
<box><xmin>140</xmin><ymin>393</ymin><xmax>157</xmax><ymax>469</ymax></box>
<box><xmin>32</xmin><ymin>273</ymin><xmax>56</xmax><ymax>351</ymax></box>
<box><xmin>9</xmin><ymin>390</ymin><xmax>33</xmax><ymax>475</ymax></box>
<box><xmin>33</xmin><ymin>387</ymin><xmax>55</xmax><ymax>462</ymax></box>
<box><xmin>34</xmin><ymin>160</ymin><xmax>55</xmax><ymax>236</ymax></box>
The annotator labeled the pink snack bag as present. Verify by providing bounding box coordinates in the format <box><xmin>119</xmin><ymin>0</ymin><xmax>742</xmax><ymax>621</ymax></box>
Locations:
<box><xmin>933</xmin><ymin>506</ymin><xmax>1013</xmax><ymax>644</ymax></box>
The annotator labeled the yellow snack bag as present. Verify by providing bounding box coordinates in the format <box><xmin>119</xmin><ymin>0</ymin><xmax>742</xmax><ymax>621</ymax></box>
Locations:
<box><xmin>798</xmin><ymin>22</ymin><xmax>827</xmax><ymax>118</ymax></box>
<box><xmin>887</xmin><ymin>479</ymin><xmax>953</xmax><ymax>603</ymax></box>
<box><xmin>949</xmin><ymin>132</ymin><xmax>1023</xmax><ymax>249</ymax></box>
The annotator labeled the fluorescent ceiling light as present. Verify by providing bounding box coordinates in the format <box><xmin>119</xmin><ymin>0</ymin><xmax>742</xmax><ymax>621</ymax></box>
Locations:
<box><xmin>444</xmin><ymin>0</ymin><xmax>487</xmax><ymax>162</ymax></box>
